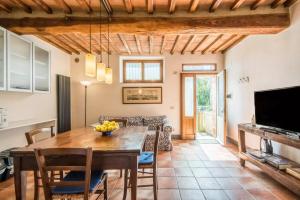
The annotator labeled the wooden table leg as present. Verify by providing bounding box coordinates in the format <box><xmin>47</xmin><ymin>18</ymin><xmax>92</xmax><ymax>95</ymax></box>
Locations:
<box><xmin>130</xmin><ymin>156</ymin><xmax>138</xmax><ymax>200</ymax></box>
<box><xmin>238</xmin><ymin>129</ymin><xmax>246</xmax><ymax>167</ymax></box>
<box><xmin>14</xmin><ymin>157</ymin><xmax>27</xmax><ymax>200</ymax></box>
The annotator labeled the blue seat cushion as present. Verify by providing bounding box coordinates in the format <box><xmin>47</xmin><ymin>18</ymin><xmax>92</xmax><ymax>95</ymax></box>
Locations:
<box><xmin>52</xmin><ymin>170</ymin><xmax>104</xmax><ymax>194</ymax></box>
<box><xmin>139</xmin><ymin>152</ymin><xmax>154</xmax><ymax>165</ymax></box>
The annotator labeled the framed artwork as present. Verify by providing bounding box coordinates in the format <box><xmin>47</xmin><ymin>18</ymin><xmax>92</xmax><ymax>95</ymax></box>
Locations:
<box><xmin>122</xmin><ymin>87</ymin><xmax>162</xmax><ymax>104</ymax></box>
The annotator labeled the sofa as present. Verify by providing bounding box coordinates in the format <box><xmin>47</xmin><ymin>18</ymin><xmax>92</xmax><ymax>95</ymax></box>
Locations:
<box><xmin>98</xmin><ymin>115</ymin><xmax>173</xmax><ymax>151</ymax></box>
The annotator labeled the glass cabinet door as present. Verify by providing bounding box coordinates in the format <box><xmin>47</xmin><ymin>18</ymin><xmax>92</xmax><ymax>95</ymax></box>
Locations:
<box><xmin>0</xmin><ymin>27</ymin><xmax>6</xmax><ymax>91</ymax></box>
<box><xmin>7</xmin><ymin>32</ymin><xmax>32</xmax><ymax>92</ymax></box>
<box><xmin>33</xmin><ymin>45</ymin><xmax>50</xmax><ymax>93</ymax></box>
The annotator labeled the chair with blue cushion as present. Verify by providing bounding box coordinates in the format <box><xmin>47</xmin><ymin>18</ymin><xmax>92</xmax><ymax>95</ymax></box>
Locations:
<box><xmin>123</xmin><ymin>126</ymin><xmax>160</xmax><ymax>200</ymax></box>
<box><xmin>34</xmin><ymin>147</ymin><xmax>108</xmax><ymax>200</ymax></box>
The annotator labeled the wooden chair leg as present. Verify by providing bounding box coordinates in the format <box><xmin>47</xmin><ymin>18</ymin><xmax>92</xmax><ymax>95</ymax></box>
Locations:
<box><xmin>33</xmin><ymin>171</ymin><xmax>39</xmax><ymax>200</ymax></box>
<box><xmin>153</xmin><ymin>168</ymin><xmax>158</xmax><ymax>200</ymax></box>
<box><xmin>120</xmin><ymin>169</ymin><xmax>123</xmax><ymax>178</ymax></box>
<box><xmin>123</xmin><ymin>169</ymin><xmax>129</xmax><ymax>200</ymax></box>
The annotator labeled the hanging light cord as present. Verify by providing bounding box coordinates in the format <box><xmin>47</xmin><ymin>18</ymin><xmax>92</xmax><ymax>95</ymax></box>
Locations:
<box><xmin>107</xmin><ymin>15</ymin><xmax>110</xmax><ymax>67</ymax></box>
<box><xmin>99</xmin><ymin>0</ymin><xmax>102</xmax><ymax>62</ymax></box>
<box><xmin>89</xmin><ymin>0</ymin><xmax>92</xmax><ymax>53</ymax></box>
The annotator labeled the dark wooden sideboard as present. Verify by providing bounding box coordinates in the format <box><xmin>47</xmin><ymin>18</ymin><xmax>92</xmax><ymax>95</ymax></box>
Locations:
<box><xmin>238</xmin><ymin>123</ymin><xmax>300</xmax><ymax>196</ymax></box>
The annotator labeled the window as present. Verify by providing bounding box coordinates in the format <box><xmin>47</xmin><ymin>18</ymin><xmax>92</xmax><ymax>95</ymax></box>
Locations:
<box><xmin>182</xmin><ymin>64</ymin><xmax>216</xmax><ymax>72</ymax></box>
<box><xmin>123</xmin><ymin>60</ymin><xmax>163</xmax><ymax>83</ymax></box>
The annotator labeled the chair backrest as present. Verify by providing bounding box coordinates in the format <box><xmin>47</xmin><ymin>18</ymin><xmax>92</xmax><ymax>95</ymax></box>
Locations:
<box><xmin>153</xmin><ymin>125</ymin><xmax>161</xmax><ymax>164</ymax></box>
<box><xmin>25</xmin><ymin>126</ymin><xmax>55</xmax><ymax>145</ymax></box>
<box><xmin>109</xmin><ymin>118</ymin><xmax>128</xmax><ymax>128</ymax></box>
<box><xmin>34</xmin><ymin>148</ymin><xmax>93</xmax><ymax>200</ymax></box>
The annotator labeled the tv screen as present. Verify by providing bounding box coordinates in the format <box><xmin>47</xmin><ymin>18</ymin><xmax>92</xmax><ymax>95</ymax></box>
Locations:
<box><xmin>254</xmin><ymin>86</ymin><xmax>300</xmax><ymax>133</ymax></box>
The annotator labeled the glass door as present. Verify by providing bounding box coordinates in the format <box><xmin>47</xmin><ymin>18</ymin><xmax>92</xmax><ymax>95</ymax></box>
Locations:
<box><xmin>181</xmin><ymin>73</ymin><xmax>196</xmax><ymax>139</ymax></box>
<box><xmin>216</xmin><ymin>70</ymin><xmax>226</xmax><ymax>144</ymax></box>
<box><xmin>7</xmin><ymin>32</ymin><xmax>32</xmax><ymax>92</ymax></box>
<box><xmin>0</xmin><ymin>27</ymin><xmax>6</xmax><ymax>91</ymax></box>
<box><xmin>33</xmin><ymin>45</ymin><xmax>50</xmax><ymax>93</ymax></box>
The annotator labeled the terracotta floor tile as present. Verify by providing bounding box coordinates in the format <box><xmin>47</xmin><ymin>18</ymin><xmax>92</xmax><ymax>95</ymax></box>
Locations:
<box><xmin>216</xmin><ymin>178</ymin><xmax>243</xmax><ymax>190</ymax></box>
<box><xmin>202</xmin><ymin>190</ymin><xmax>230</xmax><ymax>200</ymax></box>
<box><xmin>158</xmin><ymin>160</ymin><xmax>173</xmax><ymax>168</ymax></box>
<box><xmin>174</xmin><ymin>168</ymin><xmax>193</xmax><ymax>177</ymax></box>
<box><xmin>203</xmin><ymin>160</ymin><xmax>221</xmax><ymax>167</ymax></box>
<box><xmin>247</xmin><ymin>188</ymin><xmax>280</xmax><ymax>200</ymax></box>
<box><xmin>188</xmin><ymin>161</ymin><xmax>205</xmax><ymax>168</ymax></box>
<box><xmin>234</xmin><ymin>177</ymin><xmax>265</xmax><ymax>190</ymax></box>
<box><xmin>177</xmin><ymin>177</ymin><xmax>199</xmax><ymax>189</ymax></box>
<box><xmin>158</xmin><ymin>177</ymin><xmax>178</xmax><ymax>189</ymax></box>
<box><xmin>158</xmin><ymin>189</ymin><xmax>181</xmax><ymax>200</ymax></box>
<box><xmin>180</xmin><ymin>189</ymin><xmax>205</xmax><ymax>200</ymax></box>
<box><xmin>196</xmin><ymin>177</ymin><xmax>222</xmax><ymax>190</ymax></box>
<box><xmin>157</xmin><ymin>168</ymin><xmax>176</xmax><ymax>177</ymax></box>
<box><xmin>191</xmin><ymin>168</ymin><xmax>212</xmax><ymax>177</ymax></box>
<box><xmin>208</xmin><ymin>168</ymin><xmax>231</xmax><ymax>178</ymax></box>
<box><xmin>224</xmin><ymin>189</ymin><xmax>255</xmax><ymax>200</ymax></box>
<box><xmin>225</xmin><ymin>168</ymin><xmax>252</xmax><ymax>177</ymax></box>
<box><xmin>172</xmin><ymin>161</ymin><xmax>189</xmax><ymax>168</ymax></box>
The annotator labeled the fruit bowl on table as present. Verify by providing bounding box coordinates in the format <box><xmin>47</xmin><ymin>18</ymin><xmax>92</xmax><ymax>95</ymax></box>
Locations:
<box><xmin>95</xmin><ymin>121</ymin><xmax>119</xmax><ymax>136</ymax></box>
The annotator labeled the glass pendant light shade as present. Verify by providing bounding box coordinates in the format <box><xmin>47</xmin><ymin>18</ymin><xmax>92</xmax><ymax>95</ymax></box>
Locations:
<box><xmin>105</xmin><ymin>67</ymin><xmax>113</xmax><ymax>84</ymax></box>
<box><xmin>85</xmin><ymin>53</ymin><xmax>96</xmax><ymax>77</ymax></box>
<box><xmin>96</xmin><ymin>62</ymin><xmax>106</xmax><ymax>81</ymax></box>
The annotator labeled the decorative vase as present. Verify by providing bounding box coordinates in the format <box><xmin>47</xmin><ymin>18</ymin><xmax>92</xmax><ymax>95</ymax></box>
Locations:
<box><xmin>102</xmin><ymin>131</ymin><xmax>112</xmax><ymax>136</ymax></box>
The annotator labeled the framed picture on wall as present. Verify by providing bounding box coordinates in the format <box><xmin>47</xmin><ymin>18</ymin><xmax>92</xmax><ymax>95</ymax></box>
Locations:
<box><xmin>122</xmin><ymin>87</ymin><xmax>162</xmax><ymax>104</ymax></box>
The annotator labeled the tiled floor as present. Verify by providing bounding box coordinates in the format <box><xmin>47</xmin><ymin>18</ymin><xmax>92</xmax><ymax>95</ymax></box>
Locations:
<box><xmin>0</xmin><ymin>140</ymin><xmax>299</xmax><ymax>200</ymax></box>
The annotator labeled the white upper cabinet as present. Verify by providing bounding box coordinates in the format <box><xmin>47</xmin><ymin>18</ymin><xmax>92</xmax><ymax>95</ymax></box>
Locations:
<box><xmin>7</xmin><ymin>32</ymin><xmax>32</xmax><ymax>92</ymax></box>
<box><xmin>33</xmin><ymin>45</ymin><xmax>50</xmax><ymax>93</ymax></box>
<box><xmin>0</xmin><ymin>27</ymin><xmax>6</xmax><ymax>91</ymax></box>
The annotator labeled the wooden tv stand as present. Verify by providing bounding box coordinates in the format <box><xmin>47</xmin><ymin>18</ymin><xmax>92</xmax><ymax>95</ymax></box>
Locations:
<box><xmin>238</xmin><ymin>123</ymin><xmax>300</xmax><ymax>196</ymax></box>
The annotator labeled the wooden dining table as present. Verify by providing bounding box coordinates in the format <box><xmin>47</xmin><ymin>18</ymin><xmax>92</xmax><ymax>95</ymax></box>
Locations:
<box><xmin>10</xmin><ymin>126</ymin><xmax>149</xmax><ymax>200</ymax></box>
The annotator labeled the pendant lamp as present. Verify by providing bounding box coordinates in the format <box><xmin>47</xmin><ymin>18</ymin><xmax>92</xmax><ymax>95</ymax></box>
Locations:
<box><xmin>105</xmin><ymin>16</ymin><xmax>113</xmax><ymax>84</ymax></box>
<box><xmin>96</xmin><ymin>0</ymin><xmax>106</xmax><ymax>81</ymax></box>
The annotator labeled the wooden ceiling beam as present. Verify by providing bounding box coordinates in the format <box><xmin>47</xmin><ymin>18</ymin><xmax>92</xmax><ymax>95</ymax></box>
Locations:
<box><xmin>123</xmin><ymin>0</ymin><xmax>133</xmax><ymax>14</ymax></box>
<box><xmin>91</xmin><ymin>35</ymin><xmax>110</xmax><ymax>54</ymax></box>
<box><xmin>118</xmin><ymin>34</ymin><xmax>131</xmax><ymax>54</ymax></box>
<box><xmin>271</xmin><ymin>0</ymin><xmax>286</xmax><ymax>8</ymax></box>
<box><xmin>32</xmin><ymin>0</ymin><xmax>53</xmax><ymax>14</ymax></box>
<box><xmin>160</xmin><ymin>35</ymin><xmax>166</xmax><ymax>54</ymax></box>
<box><xmin>251</xmin><ymin>0</ymin><xmax>266</xmax><ymax>10</ymax></box>
<box><xmin>76</xmin><ymin>0</ymin><xmax>92</xmax><ymax>13</ymax></box>
<box><xmin>135</xmin><ymin>35</ymin><xmax>142</xmax><ymax>54</ymax></box>
<box><xmin>189</xmin><ymin>0</ymin><xmax>200</xmax><ymax>12</ymax></box>
<box><xmin>0</xmin><ymin>13</ymin><xmax>290</xmax><ymax>35</ymax></box>
<box><xmin>202</xmin><ymin>34</ymin><xmax>223</xmax><ymax>54</ymax></box>
<box><xmin>56</xmin><ymin>0</ymin><xmax>72</xmax><ymax>14</ymax></box>
<box><xmin>212</xmin><ymin>34</ymin><xmax>237</xmax><ymax>53</ymax></box>
<box><xmin>61</xmin><ymin>34</ymin><xmax>90</xmax><ymax>53</ymax></box>
<box><xmin>13</xmin><ymin>0</ymin><xmax>32</xmax><ymax>13</ymax></box>
<box><xmin>231</xmin><ymin>0</ymin><xmax>246</xmax><ymax>10</ymax></box>
<box><xmin>210</xmin><ymin>0</ymin><xmax>223</xmax><ymax>12</ymax></box>
<box><xmin>101</xmin><ymin>0</ymin><xmax>113</xmax><ymax>15</ymax></box>
<box><xmin>181</xmin><ymin>35</ymin><xmax>196</xmax><ymax>54</ymax></box>
<box><xmin>103</xmin><ymin>33</ymin><xmax>119</xmax><ymax>54</ymax></box>
<box><xmin>38</xmin><ymin>36</ymin><xmax>72</xmax><ymax>54</ymax></box>
<box><xmin>284</xmin><ymin>0</ymin><xmax>298</xmax><ymax>7</ymax></box>
<box><xmin>0</xmin><ymin>2</ymin><xmax>12</xmax><ymax>13</ymax></box>
<box><xmin>149</xmin><ymin>36</ymin><xmax>153</xmax><ymax>54</ymax></box>
<box><xmin>191</xmin><ymin>35</ymin><xmax>208</xmax><ymax>54</ymax></box>
<box><xmin>169</xmin><ymin>0</ymin><xmax>176</xmax><ymax>14</ymax></box>
<box><xmin>147</xmin><ymin>0</ymin><xmax>154</xmax><ymax>14</ymax></box>
<box><xmin>72</xmin><ymin>33</ymin><xmax>100</xmax><ymax>54</ymax></box>
<box><xmin>170</xmin><ymin>35</ymin><xmax>181</xmax><ymax>54</ymax></box>
<box><xmin>49</xmin><ymin>34</ymin><xmax>80</xmax><ymax>54</ymax></box>
<box><xmin>222</xmin><ymin>35</ymin><xmax>247</xmax><ymax>53</ymax></box>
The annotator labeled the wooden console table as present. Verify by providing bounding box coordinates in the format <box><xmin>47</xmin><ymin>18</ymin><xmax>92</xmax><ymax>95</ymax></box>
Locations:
<box><xmin>238</xmin><ymin>123</ymin><xmax>300</xmax><ymax>196</ymax></box>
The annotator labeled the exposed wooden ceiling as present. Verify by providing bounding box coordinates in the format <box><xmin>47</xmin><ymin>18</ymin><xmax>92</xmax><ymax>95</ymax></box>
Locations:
<box><xmin>0</xmin><ymin>0</ymin><xmax>295</xmax><ymax>55</ymax></box>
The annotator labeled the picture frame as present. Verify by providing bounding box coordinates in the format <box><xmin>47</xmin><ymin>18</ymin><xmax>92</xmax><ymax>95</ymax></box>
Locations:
<box><xmin>122</xmin><ymin>87</ymin><xmax>162</xmax><ymax>104</ymax></box>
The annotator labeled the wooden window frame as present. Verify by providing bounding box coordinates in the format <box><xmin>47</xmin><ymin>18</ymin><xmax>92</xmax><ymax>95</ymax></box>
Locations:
<box><xmin>123</xmin><ymin>59</ymin><xmax>163</xmax><ymax>83</ymax></box>
<box><xmin>182</xmin><ymin>63</ymin><xmax>217</xmax><ymax>73</ymax></box>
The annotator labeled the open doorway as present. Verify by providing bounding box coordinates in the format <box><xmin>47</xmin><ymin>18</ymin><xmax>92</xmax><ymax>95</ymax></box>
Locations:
<box><xmin>195</xmin><ymin>75</ymin><xmax>217</xmax><ymax>140</ymax></box>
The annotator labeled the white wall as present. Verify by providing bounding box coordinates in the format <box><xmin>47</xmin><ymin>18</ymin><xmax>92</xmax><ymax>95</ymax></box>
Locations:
<box><xmin>71</xmin><ymin>53</ymin><xmax>224</xmax><ymax>136</ymax></box>
<box><xmin>0</xmin><ymin>35</ymin><xmax>71</xmax><ymax>151</ymax></box>
<box><xmin>225</xmin><ymin>2</ymin><xmax>300</xmax><ymax>163</ymax></box>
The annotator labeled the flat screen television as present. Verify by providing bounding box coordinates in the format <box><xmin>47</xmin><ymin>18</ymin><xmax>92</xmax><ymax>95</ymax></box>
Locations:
<box><xmin>254</xmin><ymin>86</ymin><xmax>300</xmax><ymax>133</ymax></box>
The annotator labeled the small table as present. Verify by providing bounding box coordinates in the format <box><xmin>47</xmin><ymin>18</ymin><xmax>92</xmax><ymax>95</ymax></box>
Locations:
<box><xmin>11</xmin><ymin>126</ymin><xmax>148</xmax><ymax>200</ymax></box>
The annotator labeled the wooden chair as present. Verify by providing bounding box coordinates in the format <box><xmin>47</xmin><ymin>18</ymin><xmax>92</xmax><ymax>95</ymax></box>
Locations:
<box><xmin>123</xmin><ymin>126</ymin><xmax>160</xmax><ymax>200</ymax></box>
<box><xmin>108</xmin><ymin>119</ymin><xmax>128</xmax><ymax>177</ymax></box>
<box><xmin>25</xmin><ymin>126</ymin><xmax>59</xmax><ymax>200</ymax></box>
<box><xmin>34</xmin><ymin>147</ymin><xmax>108</xmax><ymax>200</ymax></box>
